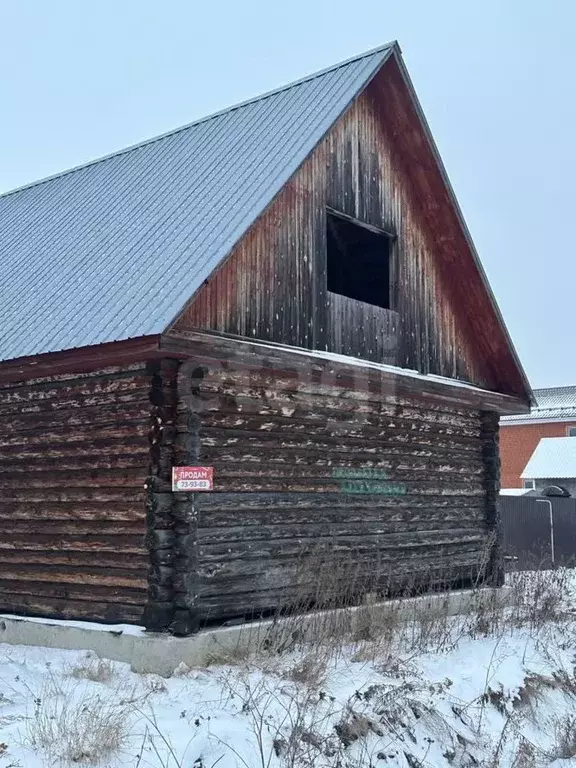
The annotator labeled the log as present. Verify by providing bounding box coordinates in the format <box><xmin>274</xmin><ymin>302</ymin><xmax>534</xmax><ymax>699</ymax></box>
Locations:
<box><xmin>0</xmin><ymin>594</ymin><xmax>143</xmax><ymax>623</ymax></box>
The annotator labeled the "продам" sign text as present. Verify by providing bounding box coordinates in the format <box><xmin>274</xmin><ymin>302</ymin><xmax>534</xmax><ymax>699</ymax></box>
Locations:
<box><xmin>172</xmin><ymin>466</ymin><xmax>214</xmax><ymax>491</ymax></box>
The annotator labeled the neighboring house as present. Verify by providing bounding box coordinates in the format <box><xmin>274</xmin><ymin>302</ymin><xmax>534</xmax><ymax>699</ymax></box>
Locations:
<box><xmin>500</xmin><ymin>386</ymin><xmax>576</xmax><ymax>488</ymax></box>
<box><xmin>521</xmin><ymin>437</ymin><xmax>576</xmax><ymax>496</ymax></box>
<box><xmin>0</xmin><ymin>42</ymin><xmax>532</xmax><ymax>634</ymax></box>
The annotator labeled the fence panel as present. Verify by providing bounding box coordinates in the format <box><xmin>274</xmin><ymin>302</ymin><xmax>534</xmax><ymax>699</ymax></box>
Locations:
<box><xmin>500</xmin><ymin>496</ymin><xmax>553</xmax><ymax>570</ymax></box>
<box><xmin>500</xmin><ymin>496</ymin><xmax>576</xmax><ymax>570</ymax></box>
<box><xmin>545</xmin><ymin>497</ymin><xmax>576</xmax><ymax>567</ymax></box>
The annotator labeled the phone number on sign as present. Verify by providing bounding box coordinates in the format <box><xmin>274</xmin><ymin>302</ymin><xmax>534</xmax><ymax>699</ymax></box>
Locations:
<box><xmin>176</xmin><ymin>479</ymin><xmax>211</xmax><ymax>490</ymax></box>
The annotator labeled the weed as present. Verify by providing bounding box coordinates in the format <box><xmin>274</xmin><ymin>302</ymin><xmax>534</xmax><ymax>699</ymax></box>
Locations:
<box><xmin>25</xmin><ymin>682</ymin><xmax>132</xmax><ymax>764</ymax></box>
<box><xmin>281</xmin><ymin>653</ymin><xmax>327</xmax><ymax>689</ymax></box>
<box><xmin>334</xmin><ymin>711</ymin><xmax>375</xmax><ymax>747</ymax></box>
<box><xmin>549</xmin><ymin>714</ymin><xmax>576</xmax><ymax>760</ymax></box>
<box><xmin>68</xmin><ymin>656</ymin><xmax>113</xmax><ymax>684</ymax></box>
<box><xmin>510</xmin><ymin>738</ymin><xmax>537</xmax><ymax>768</ymax></box>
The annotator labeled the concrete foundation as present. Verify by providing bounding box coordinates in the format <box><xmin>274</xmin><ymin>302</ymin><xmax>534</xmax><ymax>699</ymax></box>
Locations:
<box><xmin>0</xmin><ymin>587</ymin><xmax>509</xmax><ymax>677</ymax></box>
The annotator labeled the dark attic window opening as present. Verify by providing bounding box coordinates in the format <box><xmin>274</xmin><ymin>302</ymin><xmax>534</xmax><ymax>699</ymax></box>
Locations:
<box><xmin>326</xmin><ymin>210</ymin><xmax>391</xmax><ymax>310</ymax></box>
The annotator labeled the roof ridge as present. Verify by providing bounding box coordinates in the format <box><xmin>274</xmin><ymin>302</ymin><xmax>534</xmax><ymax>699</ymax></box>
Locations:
<box><xmin>0</xmin><ymin>41</ymin><xmax>397</xmax><ymax>201</ymax></box>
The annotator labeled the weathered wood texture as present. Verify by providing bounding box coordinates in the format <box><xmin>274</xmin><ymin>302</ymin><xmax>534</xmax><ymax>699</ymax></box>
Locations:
<box><xmin>0</xmin><ymin>338</ymin><xmax>503</xmax><ymax>630</ymax></box>
<box><xmin>327</xmin><ymin>293</ymin><xmax>397</xmax><ymax>364</ymax></box>
<box><xmin>173</xmin><ymin>58</ymin><xmax>525</xmax><ymax>398</ymax></box>
<box><xmin>143</xmin><ymin>358</ymin><xmax>180</xmax><ymax>631</ymax></box>
<box><xmin>163</xmin><ymin>331</ymin><xmax>529</xmax><ymax>418</ymax></box>
<box><xmin>481</xmin><ymin>410</ymin><xmax>503</xmax><ymax>585</ymax></box>
<box><xmin>171</xmin><ymin>337</ymin><xmax>500</xmax><ymax>625</ymax></box>
<box><xmin>0</xmin><ymin>362</ymin><xmax>152</xmax><ymax>623</ymax></box>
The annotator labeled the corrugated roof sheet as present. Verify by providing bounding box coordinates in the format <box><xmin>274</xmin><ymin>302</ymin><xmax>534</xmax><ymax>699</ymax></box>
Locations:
<box><xmin>0</xmin><ymin>43</ymin><xmax>394</xmax><ymax>362</ymax></box>
<box><xmin>522</xmin><ymin>437</ymin><xmax>576</xmax><ymax>479</ymax></box>
<box><xmin>501</xmin><ymin>386</ymin><xmax>576</xmax><ymax>423</ymax></box>
<box><xmin>534</xmin><ymin>386</ymin><xmax>576</xmax><ymax>409</ymax></box>
<box><xmin>501</xmin><ymin>409</ymin><xmax>576</xmax><ymax>424</ymax></box>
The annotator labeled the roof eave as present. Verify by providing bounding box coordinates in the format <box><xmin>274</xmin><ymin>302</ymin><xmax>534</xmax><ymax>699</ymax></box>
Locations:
<box><xmin>501</xmin><ymin>415</ymin><xmax>576</xmax><ymax>426</ymax></box>
<box><xmin>0</xmin><ymin>335</ymin><xmax>163</xmax><ymax>384</ymax></box>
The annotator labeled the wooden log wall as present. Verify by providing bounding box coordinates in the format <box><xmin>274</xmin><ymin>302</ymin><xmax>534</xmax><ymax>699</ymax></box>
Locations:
<box><xmin>172</xmin><ymin>340</ymin><xmax>500</xmax><ymax>625</ymax></box>
<box><xmin>143</xmin><ymin>357</ymin><xmax>203</xmax><ymax>636</ymax></box>
<box><xmin>143</xmin><ymin>358</ymin><xmax>179</xmax><ymax>630</ymax></box>
<box><xmin>481</xmin><ymin>410</ymin><xmax>503</xmax><ymax>586</ymax></box>
<box><xmin>0</xmin><ymin>339</ymin><xmax>507</xmax><ymax>630</ymax></box>
<box><xmin>0</xmin><ymin>362</ymin><xmax>153</xmax><ymax>623</ymax></box>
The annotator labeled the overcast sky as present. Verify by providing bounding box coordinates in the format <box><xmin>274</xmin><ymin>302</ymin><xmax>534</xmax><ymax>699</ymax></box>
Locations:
<box><xmin>1</xmin><ymin>1</ymin><xmax>573</xmax><ymax>388</ymax></box>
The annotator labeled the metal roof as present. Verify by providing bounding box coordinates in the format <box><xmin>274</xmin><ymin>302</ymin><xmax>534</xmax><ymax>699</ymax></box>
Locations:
<box><xmin>534</xmin><ymin>386</ymin><xmax>576</xmax><ymax>409</ymax></box>
<box><xmin>522</xmin><ymin>437</ymin><xmax>576</xmax><ymax>479</ymax></box>
<box><xmin>501</xmin><ymin>409</ymin><xmax>576</xmax><ymax>424</ymax></box>
<box><xmin>501</xmin><ymin>386</ymin><xmax>576</xmax><ymax>423</ymax></box>
<box><xmin>0</xmin><ymin>43</ymin><xmax>394</xmax><ymax>361</ymax></box>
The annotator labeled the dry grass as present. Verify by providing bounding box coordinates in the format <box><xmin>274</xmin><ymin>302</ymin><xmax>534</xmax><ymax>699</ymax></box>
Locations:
<box><xmin>505</xmin><ymin>565</ymin><xmax>572</xmax><ymax>630</ymax></box>
<box><xmin>510</xmin><ymin>739</ymin><xmax>537</xmax><ymax>768</ymax></box>
<box><xmin>333</xmin><ymin>710</ymin><xmax>377</xmax><ymax>747</ymax></box>
<box><xmin>202</xmin><ymin>552</ymin><xmax>576</xmax><ymax>768</ymax></box>
<box><xmin>68</xmin><ymin>655</ymin><xmax>114</xmax><ymax>684</ymax></box>
<box><xmin>14</xmin><ymin>546</ymin><xmax>576</xmax><ymax>768</ymax></box>
<box><xmin>24</xmin><ymin>672</ymin><xmax>139</xmax><ymax>765</ymax></box>
<box><xmin>213</xmin><ymin>667</ymin><xmax>344</xmax><ymax>768</ymax></box>
<box><xmin>193</xmin><ymin>542</ymin><xmax>575</xmax><ymax>684</ymax></box>
<box><xmin>204</xmin><ymin>643</ymin><xmax>256</xmax><ymax>667</ymax></box>
<box><xmin>514</xmin><ymin>667</ymin><xmax>576</xmax><ymax>715</ymax></box>
<box><xmin>281</xmin><ymin>653</ymin><xmax>327</xmax><ymax>689</ymax></box>
<box><xmin>514</xmin><ymin>673</ymin><xmax>561</xmax><ymax>711</ymax></box>
<box><xmin>550</xmin><ymin>714</ymin><xmax>576</xmax><ymax>760</ymax></box>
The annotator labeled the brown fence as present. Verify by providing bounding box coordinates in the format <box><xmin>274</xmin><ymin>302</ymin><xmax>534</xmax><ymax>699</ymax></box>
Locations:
<box><xmin>500</xmin><ymin>495</ymin><xmax>576</xmax><ymax>570</ymax></box>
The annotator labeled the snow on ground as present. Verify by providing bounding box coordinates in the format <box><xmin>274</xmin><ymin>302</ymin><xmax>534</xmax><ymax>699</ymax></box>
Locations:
<box><xmin>0</xmin><ymin>614</ymin><xmax>147</xmax><ymax>636</ymax></box>
<box><xmin>2</xmin><ymin>573</ymin><xmax>576</xmax><ymax>767</ymax></box>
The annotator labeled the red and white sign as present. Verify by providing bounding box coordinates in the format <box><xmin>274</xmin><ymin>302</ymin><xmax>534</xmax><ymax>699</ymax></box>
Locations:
<box><xmin>172</xmin><ymin>466</ymin><xmax>214</xmax><ymax>492</ymax></box>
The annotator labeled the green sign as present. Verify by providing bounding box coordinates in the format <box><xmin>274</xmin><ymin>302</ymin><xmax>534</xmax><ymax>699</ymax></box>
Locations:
<box><xmin>331</xmin><ymin>468</ymin><xmax>407</xmax><ymax>495</ymax></box>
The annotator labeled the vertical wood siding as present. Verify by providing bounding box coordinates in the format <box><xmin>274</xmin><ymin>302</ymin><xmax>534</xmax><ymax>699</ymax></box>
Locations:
<box><xmin>0</xmin><ymin>363</ymin><xmax>152</xmax><ymax>622</ymax></box>
<box><xmin>175</xmin><ymin>66</ymin><xmax>495</xmax><ymax>391</ymax></box>
<box><xmin>170</xmin><ymin>338</ymin><xmax>499</xmax><ymax>625</ymax></box>
<box><xmin>327</xmin><ymin>292</ymin><xmax>398</xmax><ymax>364</ymax></box>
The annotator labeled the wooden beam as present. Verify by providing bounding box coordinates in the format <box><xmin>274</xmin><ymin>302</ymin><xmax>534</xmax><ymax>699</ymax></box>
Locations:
<box><xmin>327</xmin><ymin>206</ymin><xmax>396</xmax><ymax>239</ymax></box>
<box><xmin>161</xmin><ymin>330</ymin><xmax>530</xmax><ymax>416</ymax></box>
<box><xmin>0</xmin><ymin>336</ymin><xmax>163</xmax><ymax>385</ymax></box>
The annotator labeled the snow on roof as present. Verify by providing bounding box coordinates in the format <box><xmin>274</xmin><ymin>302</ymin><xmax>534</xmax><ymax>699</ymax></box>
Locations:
<box><xmin>521</xmin><ymin>436</ymin><xmax>576</xmax><ymax>479</ymax></box>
